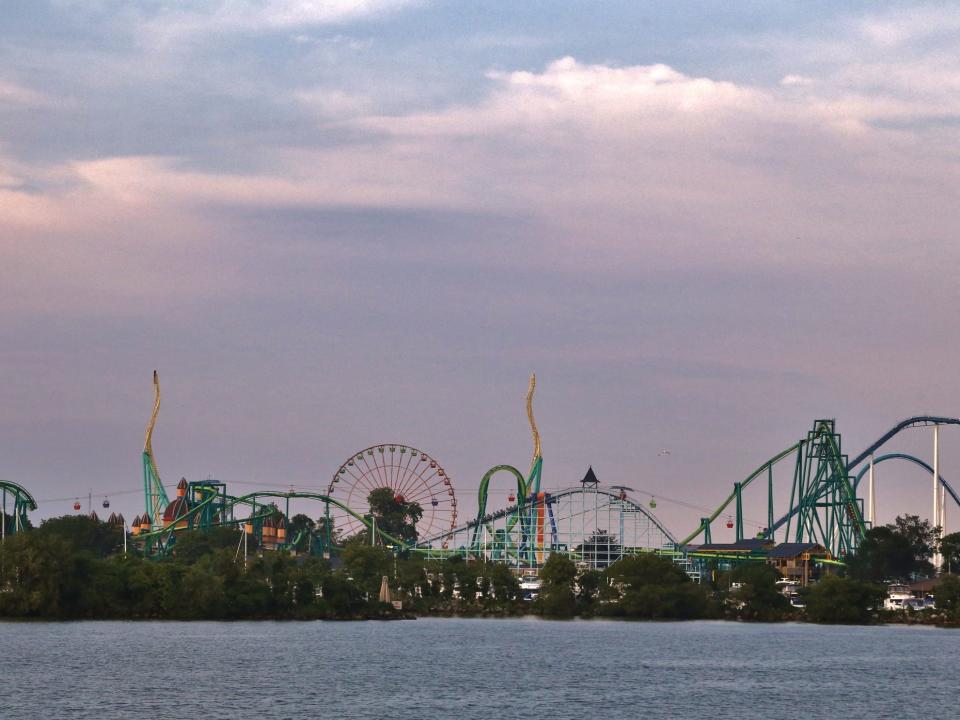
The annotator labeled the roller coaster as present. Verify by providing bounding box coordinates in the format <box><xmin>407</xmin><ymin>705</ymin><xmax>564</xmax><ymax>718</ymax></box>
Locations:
<box><xmin>680</xmin><ymin>416</ymin><xmax>960</xmax><ymax>565</ymax></box>
<box><xmin>0</xmin><ymin>479</ymin><xmax>36</xmax><ymax>538</ymax></box>
<box><xmin>126</xmin><ymin>372</ymin><xmax>681</xmax><ymax>569</ymax></box>
<box><xmin>3</xmin><ymin>372</ymin><xmax>959</xmax><ymax>578</ymax></box>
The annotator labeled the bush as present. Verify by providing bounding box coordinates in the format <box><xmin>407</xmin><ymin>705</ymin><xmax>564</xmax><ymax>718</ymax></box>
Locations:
<box><xmin>804</xmin><ymin>575</ymin><xmax>883</xmax><ymax>624</ymax></box>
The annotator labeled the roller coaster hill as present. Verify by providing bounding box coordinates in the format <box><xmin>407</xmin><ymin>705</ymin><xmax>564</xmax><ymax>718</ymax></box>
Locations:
<box><xmin>5</xmin><ymin>373</ymin><xmax>960</xmax><ymax>583</ymax></box>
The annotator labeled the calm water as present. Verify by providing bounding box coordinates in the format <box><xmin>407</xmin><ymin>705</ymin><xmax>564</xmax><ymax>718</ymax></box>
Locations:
<box><xmin>2</xmin><ymin>618</ymin><xmax>957</xmax><ymax>719</ymax></box>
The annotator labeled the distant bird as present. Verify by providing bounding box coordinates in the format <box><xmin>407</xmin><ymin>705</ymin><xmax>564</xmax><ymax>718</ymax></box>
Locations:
<box><xmin>658</xmin><ymin>449</ymin><xmax>671</xmax><ymax>456</ymax></box>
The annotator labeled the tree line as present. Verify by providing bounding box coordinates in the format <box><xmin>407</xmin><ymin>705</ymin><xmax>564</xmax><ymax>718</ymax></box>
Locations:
<box><xmin>2</xmin><ymin>511</ymin><xmax>960</xmax><ymax>623</ymax></box>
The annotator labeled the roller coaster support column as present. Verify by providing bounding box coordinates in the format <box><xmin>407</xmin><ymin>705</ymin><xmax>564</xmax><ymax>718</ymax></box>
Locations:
<box><xmin>934</xmin><ymin>425</ymin><xmax>942</xmax><ymax>569</ymax></box>
<box><xmin>701</xmin><ymin>518</ymin><xmax>712</xmax><ymax>544</ymax></box>
<box><xmin>868</xmin><ymin>454</ymin><xmax>875</xmax><ymax>527</ymax></box>
<box><xmin>734</xmin><ymin>483</ymin><xmax>744</xmax><ymax>541</ymax></box>
<box><xmin>767</xmin><ymin>467</ymin><xmax>774</xmax><ymax>541</ymax></box>
<box><xmin>941</xmin><ymin>484</ymin><xmax>947</xmax><ymax>538</ymax></box>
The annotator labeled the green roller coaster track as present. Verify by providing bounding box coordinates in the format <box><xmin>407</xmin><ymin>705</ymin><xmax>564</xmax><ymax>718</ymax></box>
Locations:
<box><xmin>128</xmin><ymin>372</ymin><xmax>960</xmax><ymax>570</ymax></box>
<box><xmin>132</xmin><ymin>484</ymin><xmax>420</xmax><ymax>557</ymax></box>
<box><xmin>0</xmin><ymin>478</ymin><xmax>37</xmax><ymax>537</ymax></box>
<box><xmin>681</xmin><ymin>419</ymin><xmax>867</xmax><ymax>558</ymax></box>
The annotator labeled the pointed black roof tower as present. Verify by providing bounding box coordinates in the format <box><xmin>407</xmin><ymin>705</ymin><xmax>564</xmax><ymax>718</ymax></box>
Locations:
<box><xmin>581</xmin><ymin>466</ymin><xmax>599</xmax><ymax>486</ymax></box>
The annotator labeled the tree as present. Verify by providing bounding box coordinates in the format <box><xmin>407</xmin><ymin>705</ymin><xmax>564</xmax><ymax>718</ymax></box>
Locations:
<box><xmin>288</xmin><ymin>513</ymin><xmax>316</xmax><ymax>552</ymax></box>
<box><xmin>602</xmin><ymin>554</ymin><xmax>707</xmax><ymax>619</ymax></box>
<box><xmin>939</xmin><ymin>532</ymin><xmax>960</xmax><ymax>574</ymax></box>
<box><xmin>35</xmin><ymin>515</ymin><xmax>122</xmax><ymax>557</ymax></box>
<box><xmin>576</xmin><ymin>569</ymin><xmax>603</xmax><ymax>606</ymax></box>
<box><xmin>847</xmin><ymin>527</ymin><xmax>917</xmax><ymax>582</ymax></box>
<box><xmin>605</xmin><ymin>553</ymin><xmax>689</xmax><ymax>590</ymax></box>
<box><xmin>366</xmin><ymin>488</ymin><xmax>423</xmax><ymax>545</ymax></box>
<box><xmin>730</xmin><ymin>564</ymin><xmax>789</xmax><ymax>621</ymax></box>
<box><xmin>576</xmin><ymin>531</ymin><xmax>621</xmax><ymax>569</ymax></box>
<box><xmin>934</xmin><ymin>574</ymin><xmax>960</xmax><ymax>619</ymax></box>
<box><xmin>538</xmin><ymin>554</ymin><xmax>577</xmax><ymax>616</ymax></box>
<box><xmin>486</xmin><ymin>562</ymin><xmax>520</xmax><ymax>604</ymax></box>
<box><xmin>804</xmin><ymin>575</ymin><xmax>882</xmax><ymax>624</ymax></box>
<box><xmin>171</xmin><ymin>527</ymin><xmax>239</xmax><ymax>564</ymax></box>
<box><xmin>341</xmin><ymin>541</ymin><xmax>393</xmax><ymax>596</ymax></box>
<box><xmin>887</xmin><ymin>514</ymin><xmax>937</xmax><ymax>576</ymax></box>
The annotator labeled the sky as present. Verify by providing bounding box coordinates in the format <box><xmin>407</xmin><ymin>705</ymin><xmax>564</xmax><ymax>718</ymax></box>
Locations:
<box><xmin>2</xmin><ymin>1</ymin><xmax>960</xmax><ymax>540</ymax></box>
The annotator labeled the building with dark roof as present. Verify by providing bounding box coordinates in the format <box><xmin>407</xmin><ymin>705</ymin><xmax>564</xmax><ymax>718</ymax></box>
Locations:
<box><xmin>766</xmin><ymin>542</ymin><xmax>831</xmax><ymax>586</ymax></box>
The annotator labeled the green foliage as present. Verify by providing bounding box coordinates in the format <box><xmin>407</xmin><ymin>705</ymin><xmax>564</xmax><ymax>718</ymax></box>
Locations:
<box><xmin>933</xmin><ymin>574</ymin><xmax>960</xmax><ymax>620</ymax></box>
<box><xmin>36</xmin><ymin>515</ymin><xmax>124</xmax><ymax>557</ymax></box>
<box><xmin>600</xmin><ymin>553</ymin><xmax>710</xmax><ymax>619</ymax></box>
<box><xmin>847</xmin><ymin>527</ymin><xmax>917</xmax><ymax>582</ymax></box>
<box><xmin>804</xmin><ymin>575</ymin><xmax>883</xmax><ymax>624</ymax></box>
<box><xmin>366</xmin><ymin>488</ymin><xmax>423</xmax><ymax>545</ymax></box>
<box><xmin>613</xmin><ymin>584</ymin><xmax>709</xmax><ymax>619</ymax></box>
<box><xmin>576</xmin><ymin>569</ymin><xmax>602</xmax><ymax>606</ymax></box>
<box><xmin>0</xmin><ymin>516</ymin><xmax>889</xmax><ymax>624</ymax></box>
<box><xmin>172</xmin><ymin>527</ymin><xmax>239</xmax><ymax>564</ymax></box>
<box><xmin>575</xmin><ymin>531</ymin><xmax>622</xmax><ymax>569</ymax></box>
<box><xmin>341</xmin><ymin>541</ymin><xmax>393</xmax><ymax>596</ymax></box>
<box><xmin>0</xmin><ymin>514</ymin><xmax>383</xmax><ymax>620</ymax></box>
<box><xmin>288</xmin><ymin>514</ymin><xmax>316</xmax><ymax>552</ymax></box>
<box><xmin>939</xmin><ymin>533</ymin><xmax>960</xmax><ymax>574</ymax></box>
<box><xmin>606</xmin><ymin>553</ymin><xmax>689</xmax><ymax>590</ymax></box>
<box><xmin>730</xmin><ymin>564</ymin><xmax>789</xmax><ymax>621</ymax></box>
<box><xmin>538</xmin><ymin>554</ymin><xmax>578</xmax><ymax>617</ymax></box>
<box><xmin>887</xmin><ymin>514</ymin><xmax>936</xmax><ymax>576</ymax></box>
<box><xmin>486</xmin><ymin>562</ymin><xmax>520</xmax><ymax>603</ymax></box>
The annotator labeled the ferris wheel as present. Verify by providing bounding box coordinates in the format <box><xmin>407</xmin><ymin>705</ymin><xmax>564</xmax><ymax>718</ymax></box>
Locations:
<box><xmin>325</xmin><ymin>444</ymin><xmax>458</xmax><ymax>544</ymax></box>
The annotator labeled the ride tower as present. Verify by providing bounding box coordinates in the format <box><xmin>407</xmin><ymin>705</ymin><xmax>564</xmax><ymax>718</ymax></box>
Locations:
<box><xmin>142</xmin><ymin>371</ymin><xmax>170</xmax><ymax>532</ymax></box>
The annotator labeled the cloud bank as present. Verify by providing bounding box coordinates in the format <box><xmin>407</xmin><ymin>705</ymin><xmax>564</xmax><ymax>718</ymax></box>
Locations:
<box><xmin>2</xmin><ymin>4</ymin><xmax>960</xmax><ymax>532</ymax></box>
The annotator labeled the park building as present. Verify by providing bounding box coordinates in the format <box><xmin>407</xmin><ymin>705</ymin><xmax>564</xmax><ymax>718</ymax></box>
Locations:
<box><xmin>765</xmin><ymin>542</ymin><xmax>832</xmax><ymax>586</ymax></box>
<box><xmin>692</xmin><ymin>539</ymin><xmax>833</xmax><ymax>586</ymax></box>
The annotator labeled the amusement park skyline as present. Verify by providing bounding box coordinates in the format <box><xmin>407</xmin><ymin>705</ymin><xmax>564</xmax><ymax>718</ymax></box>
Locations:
<box><xmin>3</xmin><ymin>2</ymin><xmax>960</xmax><ymax>538</ymax></box>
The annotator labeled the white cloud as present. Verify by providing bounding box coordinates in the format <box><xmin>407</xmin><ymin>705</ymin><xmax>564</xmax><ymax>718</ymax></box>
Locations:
<box><xmin>780</xmin><ymin>74</ymin><xmax>813</xmax><ymax>87</ymax></box>
<box><xmin>857</xmin><ymin>6</ymin><xmax>960</xmax><ymax>47</ymax></box>
<box><xmin>141</xmin><ymin>0</ymin><xmax>421</xmax><ymax>41</ymax></box>
<box><xmin>0</xmin><ymin>79</ymin><xmax>55</xmax><ymax>107</ymax></box>
<box><xmin>294</xmin><ymin>87</ymin><xmax>372</xmax><ymax>118</ymax></box>
<box><xmin>5</xmin><ymin>47</ymin><xmax>960</xmax><ymax>318</ymax></box>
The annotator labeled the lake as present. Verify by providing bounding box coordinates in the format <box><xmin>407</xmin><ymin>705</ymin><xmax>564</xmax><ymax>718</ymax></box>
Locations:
<box><xmin>2</xmin><ymin>618</ymin><xmax>956</xmax><ymax>719</ymax></box>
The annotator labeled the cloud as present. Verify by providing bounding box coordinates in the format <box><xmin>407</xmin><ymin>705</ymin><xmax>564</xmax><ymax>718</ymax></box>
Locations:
<box><xmin>10</xmin><ymin>53</ymin><xmax>960</xmax><ymax>275</ymax></box>
<box><xmin>856</xmin><ymin>6</ymin><xmax>960</xmax><ymax>47</ymax></box>
<box><xmin>0</xmin><ymin>79</ymin><xmax>56</xmax><ymax>107</ymax></box>
<box><xmin>4</xmin><ymin>6</ymin><xmax>960</xmax><ymax>524</ymax></box>
<box><xmin>3</xmin><ymin>48</ymin><xmax>956</xmax><ymax>341</ymax></box>
<box><xmin>139</xmin><ymin>0</ymin><xmax>422</xmax><ymax>41</ymax></box>
<box><xmin>780</xmin><ymin>74</ymin><xmax>813</xmax><ymax>87</ymax></box>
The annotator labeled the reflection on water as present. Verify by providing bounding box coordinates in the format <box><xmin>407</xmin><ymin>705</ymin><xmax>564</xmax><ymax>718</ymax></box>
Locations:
<box><xmin>2</xmin><ymin>618</ymin><xmax>957</xmax><ymax>719</ymax></box>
